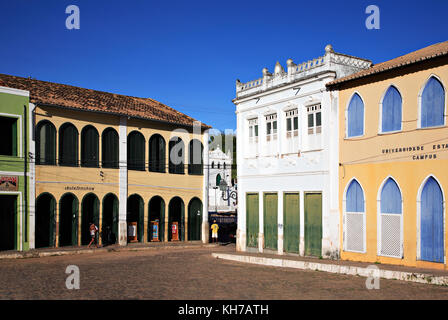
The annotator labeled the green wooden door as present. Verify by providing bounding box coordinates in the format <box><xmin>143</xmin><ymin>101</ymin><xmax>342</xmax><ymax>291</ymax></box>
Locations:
<box><xmin>264</xmin><ymin>193</ymin><xmax>278</xmax><ymax>250</ymax></box>
<box><xmin>246</xmin><ymin>193</ymin><xmax>259</xmax><ymax>248</ymax></box>
<box><xmin>188</xmin><ymin>198</ymin><xmax>202</xmax><ymax>241</ymax></box>
<box><xmin>284</xmin><ymin>193</ymin><xmax>300</xmax><ymax>253</ymax></box>
<box><xmin>71</xmin><ymin>198</ymin><xmax>79</xmax><ymax>246</ymax></box>
<box><xmin>304</xmin><ymin>193</ymin><xmax>322</xmax><ymax>257</ymax></box>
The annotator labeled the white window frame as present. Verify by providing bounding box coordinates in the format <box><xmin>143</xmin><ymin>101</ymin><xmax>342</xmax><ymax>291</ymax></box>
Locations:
<box><xmin>285</xmin><ymin>109</ymin><xmax>299</xmax><ymax>139</ymax></box>
<box><xmin>248</xmin><ymin>118</ymin><xmax>259</xmax><ymax>144</ymax></box>
<box><xmin>377</xmin><ymin>176</ymin><xmax>404</xmax><ymax>259</ymax></box>
<box><xmin>307</xmin><ymin>104</ymin><xmax>322</xmax><ymax>135</ymax></box>
<box><xmin>265</xmin><ymin>114</ymin><xmax>277</xmax><ymax>142</ymax></box>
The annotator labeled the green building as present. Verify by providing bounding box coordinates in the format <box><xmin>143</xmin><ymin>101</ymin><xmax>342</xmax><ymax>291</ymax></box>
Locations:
<box><xmin>0</xmin><ymin>84</ymin><xmax>32</xmax><ymax>252</ymax></box>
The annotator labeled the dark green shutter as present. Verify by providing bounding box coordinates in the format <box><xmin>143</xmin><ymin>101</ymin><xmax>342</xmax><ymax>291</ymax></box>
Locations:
<box><xmin>246</xmin><ymin>193</ymin><xmax>259</xmax><ymax>248</ymax></box>
<box><xmin>60</xmin><ymin>124</ymin><xmax>78</xmax><ymax>166</ymax></box>
<box><xmin>284</xmin><ymin>193</ymin><xmax>300</xmax><ymax>253</ymax></box>
<box><xmin>102</xmin><ymin>129</ymin><xmax>118</xmax><ymax>168</ymax></box>
<box><xmin>128</xmin><ymin>132</ymin><xmax>145</xmax><ymax>171</ymax></box>
<box><xmin>82</xmin><ymin>126</ymin><xmax>99</xmax><ymax>167</ymax></box>
<box><xmin>138</xmin><ymin>197</ymin><xmax>144</xmax><ymax>242</ymax></box>
<box><xmin>49</xmin><ymin>196</ymin><xmax>56</xmax><ymax>247</ymax></box>
<box><xmin>304</xmin><ymin>193</ymin><xmax>322</xmax><ymax>257</ymax></box>
<box><xmin>263</xmin><ymin>193</ymin><xmax>278</xmax><ymax>250</ymax></box>
<box><xmin>71</xmin><ymin>197</ymin><xmax>78</xmax><ymax>246</ymax></box>
<box><xmin>188</xmin><ymin>199</ymin><xmax>202</xmax><ymax>241</ymax></box>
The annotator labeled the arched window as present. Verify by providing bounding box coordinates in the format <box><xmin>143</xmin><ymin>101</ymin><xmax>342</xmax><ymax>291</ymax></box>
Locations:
<box><xmin>421</xmin><ymin>77</ymin><xmax>445</xmax><ymax>128</ymax></box>
<box><xmin>211</xmin><ymin>162</ymin><xmax>215</xmax><ymax>169</ymax></box>
<box><xmin>379</xmin><ymin>178</ymin><xmax>402</xmax><ymax>258</ymax></box>
<box><xmin>420</xmin><ymin>177</ymin><xmax>444</xmax><ymax>263</ymax></box>
<box><xmin>216</xmin><ymin>174</ymin><xmax>222</xmax><ymax>187</ymax></box>
<box><xmin>347</xmin><ymin>93</ymin><xmax>364</xmax><ymax>138</ymax></box>
<box><xmin>344</xmin><ymin>179</ymin><xmax>365</xmax><ymax>252</ymax></box>
<box><xmin>148</xmin><ymin>134</ymin><xmax>166</xmax><ymax>173</ymax></box>
<box><xmin>169</xmin><ymin>137</ymin><xmax>184</xmax><ymax>174</ymax></box>
<box><xmin>223</xmin><ymin>163</ymin><xmax>226</xmax><ymax>170</ymax></box>
<box><xmin>128</xmin><ymin>131</ymin><xmax>145</xmax><ymax>171</ymax></box>
<box><xmin>381</xmin><ymin>86</ymin><xmax>402</xmax><ymax>133</ymax></box>
<box><xmin>36</xmin><ymin>120</ymin><xmax>56</xmax><ymax>165</ymax></box>
<box><xmin>102</xmin><ymin>128</ymin><xmax>119</xmax><ymax>168</ymax></box>
<box><xmin>59</xmin><ymin>123</ymin><xmax>78</xmax><ymax>166</ymax></box>
<box><xmin>81</xmin><ymin>125</ymin><xmax>99</xmax><ymax>167</ymax></box>
<box><xmin>188</xmin><ymin>139</ymin><xmax>203</xmax><ymax>175</ymax></box>
<box><xmin>218</xmin><ymin>163</ymin><xmax>220</xmax><ymax>169</ymax></box>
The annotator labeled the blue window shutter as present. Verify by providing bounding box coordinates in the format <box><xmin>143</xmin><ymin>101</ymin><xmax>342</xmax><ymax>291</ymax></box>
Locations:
<box><xmin>346</xmin><ymin>180</ymin><xmax>364</xmax><ymax>212</ymax></box>
<box><xmin>347</xmin><ymin>94</ymin><xmax>364</xmax><ymax>137</ymax></box>
<box><xmin>421</xmin><ymin>177</ymin><xmax>444</xmax><ymax>263</ymax></box>
<box><xmin>421</xmin><ymin>77</ymin><xmax>445</xmax><ymax>128</ymax></box>
<box><xmin>382</xmin><ymin>86</ymin><xmax>402</xmax><ymax>132</ymax></box>
<box><xmin>380</xmin><ymin>178</ymin><xmax>402</xmax><ymax>214</ymax></box>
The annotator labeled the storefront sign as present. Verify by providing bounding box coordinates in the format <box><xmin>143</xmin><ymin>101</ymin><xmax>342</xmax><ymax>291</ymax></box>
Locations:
<box><xmin>0</xmin><ymin>176</ymin><xmax>18</xmax><ymax>191</ymax></box>
<box><xmin>64</xmin><ymin>186</ymin><xmax>94</xmax><ymax>191</ymax></box>
<box><xmin>381</xmin><ymin>142</ymin><xmax>447</xmax><ymax>161</ymax></box>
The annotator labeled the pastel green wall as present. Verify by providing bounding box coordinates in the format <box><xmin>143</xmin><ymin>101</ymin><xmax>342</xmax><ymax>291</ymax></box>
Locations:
<box><xmin>0</xmin><ymin>90</ymin><xmax>30</xmax><ymax>251</ymax></box>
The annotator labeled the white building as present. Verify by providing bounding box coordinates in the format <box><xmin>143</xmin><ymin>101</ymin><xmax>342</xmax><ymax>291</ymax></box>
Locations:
<box><xmin>208</xmin><ymin>146</ymin><xmax>236</xmax><ymax>213</ymax></box>
<box><xmin>233</xmin><ymin>45</ymin><xmax>371</xmax><ymax>258</ymax></box>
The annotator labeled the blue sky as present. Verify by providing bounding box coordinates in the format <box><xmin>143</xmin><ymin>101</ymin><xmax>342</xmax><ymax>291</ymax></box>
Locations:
<box><xmin>0</xmin><ymin>0</ymin><xmax>447</xmax><ymax>130</ymax></box>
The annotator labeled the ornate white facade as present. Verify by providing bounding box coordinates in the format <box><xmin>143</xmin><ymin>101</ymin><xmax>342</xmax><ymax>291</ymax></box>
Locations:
<box><xmin>234</xmin><ymin>45</ymin><xmax>371</xmax><ymax>258</ymax></box>
<box><xmin>208</xmin><ymin>146</ymin><xmax>236</xmax><ymax>213</ymax></box>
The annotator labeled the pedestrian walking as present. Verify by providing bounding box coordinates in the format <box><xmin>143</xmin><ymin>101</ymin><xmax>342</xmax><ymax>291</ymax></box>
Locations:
<box><xmin>88</xmin><ymin>222</ymin><xmax>99</xmax><ymax>248</ymax></box>
<box><xmin>211</xmin><ymin>220</ymin><xmax>219</xmax><ymax>243</ymax></box>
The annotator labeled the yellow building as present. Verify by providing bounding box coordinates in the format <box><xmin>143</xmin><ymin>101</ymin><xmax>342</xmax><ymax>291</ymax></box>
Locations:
<box><xmin>327</xmin><ymin>41</ymin><xmax>448</xmax><ymax>270</ymax></box>
<box><xmin>0</xmin><ymin>73</ymin><xmax>210</xmax><ymax>249</ymax></box>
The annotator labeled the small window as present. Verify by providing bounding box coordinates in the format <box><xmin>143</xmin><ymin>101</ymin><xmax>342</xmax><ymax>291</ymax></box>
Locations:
<box><xmin>307</xmin><ymin>104</ymin><xmax>322</xmax><ymax>135</ymax></box>
<box><xmin>347</xmin><ymin>94</ymin><xmax>364</xmax><ymax>137</ymax></box>
<box><xmin>285</xmin><ymin>109</ymin><xmax>298</xmax><ymax>138</ymax></box>
<box><xmin>381</xmin><ymin>86</ymin><xmax>402</xmax><ymax>133</ymax></box>
<box><xmin>0</xmin><ymin>116</ymin><xmax>18</xmax><ymax>156</ymax></box>
<box><xmin>421</xmin><ymin>77</ymin><xmax>445</xmax><ymax>128</ymax></box>
<box><xmin>248</xmin><ymin>118</ymin><xmax>258</xmax><ymax>143</ymax></box>
<box><xmin>265</xmin><ymin>114</ymin><xmax>277</xmax><ymax>141</ymax></box>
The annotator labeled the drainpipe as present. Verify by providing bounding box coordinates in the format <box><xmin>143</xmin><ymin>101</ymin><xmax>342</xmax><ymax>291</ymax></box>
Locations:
<box><xmin>24</xmin><ymin>105</ymin><xmax>28</xmax><ymax>247</ymax></box>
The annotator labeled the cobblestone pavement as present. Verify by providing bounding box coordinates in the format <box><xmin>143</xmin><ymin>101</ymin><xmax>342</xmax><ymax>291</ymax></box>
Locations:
<box><xmin>0</xmin><ymin>244</ymin><xmax>447</xmax><ymax>300</ymax></box>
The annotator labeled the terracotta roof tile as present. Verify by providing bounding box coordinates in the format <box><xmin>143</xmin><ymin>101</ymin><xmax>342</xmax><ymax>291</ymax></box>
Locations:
<box><xmin>0</xmin><ymin>73</ymin><xmax>211</xmax><ymax>128</ymax></box>
<box><xmin>327</xmin><ymin>41</ymin><xmax>448</xmax><ymax>88</ymax></box>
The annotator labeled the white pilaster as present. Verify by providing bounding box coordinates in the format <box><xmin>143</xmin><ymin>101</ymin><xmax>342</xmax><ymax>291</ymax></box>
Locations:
<box><xmin>118</xmin><ymin>116</ymin><xmax>128</xmax><ymax>246</ymax></box>
<box><xmin>28</xmin><ymin>103</ymin><xmax>36</xmax><ymax>249</ymax></box>
<box><xmin>202</xmin><ymin>129</ymin><xmax>209</xmax><ymax>244</ymax></box>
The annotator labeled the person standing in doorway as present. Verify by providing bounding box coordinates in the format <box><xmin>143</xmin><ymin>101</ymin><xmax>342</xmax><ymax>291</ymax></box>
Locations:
<box><xmin>211</xmin><ymin>220</ymin><xmax>219</xmax><ymax>243</ymax></box>
<box><xmin>88</xmin><ymin>222</ymin><xmax>99</xmax><ymax>248</ymax></box>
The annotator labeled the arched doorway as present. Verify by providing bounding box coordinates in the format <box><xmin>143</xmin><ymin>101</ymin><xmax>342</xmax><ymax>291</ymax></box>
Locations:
<box><xmin>168</xmin><ymin>197</ymin><xmax>184</xmax><ymax>241</ymax></box>
<box><xmin>188</xmin><ymin>198</ymin><xmax>202</xmax><ymax>241</ymax></box>
<box><xmin>148</xmin><ymin>196</ymin><xmax>165</xmax><ymax>242</ymax></box>
<box><xmin>421</xmin><ymin>177</ymin><xmax>444</xmax><ymax>263</ymax></box>
<box><xmin>102</xmin><ymin>193</ymin><xmax>119</xmax><ymax>245</ymax></box>
<box><xmin>81</xmin><ymin>193</ymin><xmax>100</xmax><ymax>245</ymax></box>
<box><xmin>0</xmin><ymin>195</ymin><xmax>17</xmax><ymax>251</ymax></box>
<box><xmin>59</xmin><ymin>193</ymin><xmax>79</xmax><ymax>247</ymax></box>
<box><xmin>35</xmin><ymin>193</ymin><xmax>56</xmax><ymax>248</ymax></box>
<box><xmin>127</xmin><ymin>194</ymin><xmax>144</xmax><ymax>242</ymax></box>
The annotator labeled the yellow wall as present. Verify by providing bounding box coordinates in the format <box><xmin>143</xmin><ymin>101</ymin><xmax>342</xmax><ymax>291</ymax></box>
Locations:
<box><xmin>35</xmin><ymin>105</ymin><xmax>205</xmax><ymax>246</ymax></box>
<box><xmin>337</xmin><ymin>57</ymin><xmax>448</xmax><ymax>269</ymax></box>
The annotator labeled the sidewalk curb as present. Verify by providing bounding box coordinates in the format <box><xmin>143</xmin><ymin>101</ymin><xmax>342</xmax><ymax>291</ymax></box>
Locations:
<box><xmin>0</xmin><ymin>243</ymin><xmax>219</xmax><ymax>260</ymax></box>
<box><xmin>211</xmin><ymin>253</ymin><xmax>448</xmax><ymax>286</ymax></box>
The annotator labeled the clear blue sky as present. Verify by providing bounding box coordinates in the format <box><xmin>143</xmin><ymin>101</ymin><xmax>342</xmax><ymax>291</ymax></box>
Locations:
<box><xmin>1</xmin><ymin>0</ymin><xmax>447</xmax><ymax>131</ymax></box>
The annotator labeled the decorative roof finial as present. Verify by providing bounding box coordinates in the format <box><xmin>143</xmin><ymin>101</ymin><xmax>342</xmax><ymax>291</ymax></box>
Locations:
<box><xmin>325</xmin><ymin>44</ymin><xmax>334</xmax><ymax>53</ymax></box>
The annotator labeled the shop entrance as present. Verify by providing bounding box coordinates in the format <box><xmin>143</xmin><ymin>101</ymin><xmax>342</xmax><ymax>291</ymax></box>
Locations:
<box><xmin>35</xmin><ymin>193</ymin><xmax>56</xmax><ymax>248</ymax></box>
<box><xmin>0</xmin><ymin>195</ymin><xmax>17</xmax><ymax>251</ymax></box>
<box><xmin>81</xmin><ymin>193</ymin><xmax>99</xmax><ymax>245</ymax></box>
<box><xmin>148</xmin><ymin>196</ymin><xmax>165</xmax><ymax>242</ymax></box>
<box><xmin>168</xmin><ymin>197</ymin><xmax>184</xmax><ymax>241</ymax></box>
<box><xmin>59</xmin><ymin>193</ymin><xmax>78</xmax><ymax>247</ymax></box>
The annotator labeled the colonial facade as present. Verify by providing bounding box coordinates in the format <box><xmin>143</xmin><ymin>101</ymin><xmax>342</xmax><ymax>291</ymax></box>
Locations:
<box><xmin>327</xmin><ymin>41</ymin><xmax>448</xmax><ymax>269</ymax></box>
<box><xmin>0</xmin><ymin>73</ymin><xmax>210</xmax><ymax>250</ymax></box>
<box><xmin>0</xmin><ymin>85</ymin><xmax>34</xmax><ymax>252</ymax></box>
<box><xmin>208</xmin><ymin>146</ymin><xmax>236</xmax><ymax>213</ymax></box>
<box><xmin>233</xmin><ymin>45</ymin><xmax>371</xmax><ymax>257</ymax></box>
